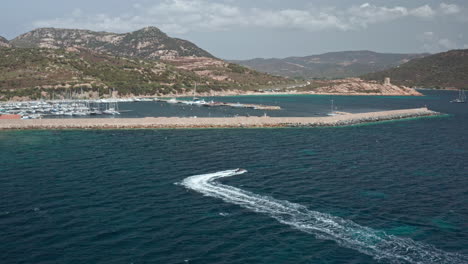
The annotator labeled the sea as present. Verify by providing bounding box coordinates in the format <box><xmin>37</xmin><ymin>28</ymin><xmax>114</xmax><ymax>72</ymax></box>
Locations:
<box><xmin>0</xmin><ymin>90</ymin><xmax>467</xmax><ymax>264</ymax></box>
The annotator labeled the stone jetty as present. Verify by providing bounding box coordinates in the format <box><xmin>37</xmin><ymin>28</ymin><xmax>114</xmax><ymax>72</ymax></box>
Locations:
<box><xmin>0</xmin><ymin>108</ymin><xmax>440</xmax><ymax>130</ymax></box>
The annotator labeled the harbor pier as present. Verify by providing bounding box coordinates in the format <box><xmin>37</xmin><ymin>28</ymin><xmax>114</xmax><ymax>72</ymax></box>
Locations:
<box><xmin>0</xmin><ymin>108</ymin><xmax>440</xmax><ymax>130</ymax></box>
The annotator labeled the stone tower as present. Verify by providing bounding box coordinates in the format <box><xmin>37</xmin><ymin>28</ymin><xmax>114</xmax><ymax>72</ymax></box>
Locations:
<box><xmin>384</xmin><ymin>77</ymin><xmax>391</xmax><ymax>85</ymax></box>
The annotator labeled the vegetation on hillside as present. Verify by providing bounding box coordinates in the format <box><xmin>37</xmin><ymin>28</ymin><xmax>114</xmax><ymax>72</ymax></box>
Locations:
<box><xmin>233</xmin><ymin>51</ymin><xmax>428</xmax><ymax>79</ymax></box>
<box><xmin>362</xmin><ymin>49</ymin><xmax>468</xmax><ymax>89</ymax></box>
<box><xmin>0</xmin><ymin>48</ymin><xmax>291</xmax><ymax>100</ymax></box>
<box><xmin>10</xmin><ymin>27</ymin><xmax>214</xmax><ymax>59</ymax></box>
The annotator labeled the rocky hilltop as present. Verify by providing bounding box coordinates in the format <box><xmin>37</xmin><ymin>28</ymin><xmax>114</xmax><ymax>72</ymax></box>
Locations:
<box><xmin>363</xmin><ymin>49</ymin><xmax>468</xmax><ymax>89</ymax></box>
<box><xmin>10</xmin><ymin>27</ymin><xmax>271</xmax><ymax>83</ymax></box>
<box><xmin>302</xmin><ymin>78</ymin><xmax>422</xmax><ymax>96</ymax></box>
<box><xmin>11</xmin><ymin>27</ymin><xmax>213</xmax><ymax>59</ymax></box>
<box><xmin>233</xmin><ymin>51</ymin><xmax>428</xmax><ymax>79</ymax></box>
<box><xmin>0</xmin><ymin>36</ymin><xmax>10</xmax><ymax>48</ymax></box>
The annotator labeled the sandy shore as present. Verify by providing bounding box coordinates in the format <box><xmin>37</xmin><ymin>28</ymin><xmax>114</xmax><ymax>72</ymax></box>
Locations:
<box><xmin>0</xmin><ymin>108</ymin><xmax>440</xmax><ymax>130</ymax></box>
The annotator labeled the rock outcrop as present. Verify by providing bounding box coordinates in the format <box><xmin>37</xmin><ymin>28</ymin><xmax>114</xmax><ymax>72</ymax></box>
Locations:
<box><xmin>0</xmin><ymin>36</ymin><xmax>10</xmax><ymax>48</ymax></box>
<box><xmin>313</xmin><ymin>78</ymin><xmax>422</xmax><ymax>96</ymax></box>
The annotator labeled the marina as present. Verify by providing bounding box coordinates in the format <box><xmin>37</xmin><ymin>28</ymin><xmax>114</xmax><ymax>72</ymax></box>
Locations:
<box><xmin>158</xmin><ymin>98</ymin><xmax>281</xmax><ymax>110</ymax></box>
<box><xmin>0</xmin><ymin>108</ymin><xmax>440</xmax><ymax>130</ymax></box>
<box><xmin>0</xmin><ymin>97</ymin><xmax>281</xmax><ymax>119</ymax></box>
<box><xmin>0</xmin><ymin>100</ymin><xmax>123</xmax><ymax>119</ymax></box>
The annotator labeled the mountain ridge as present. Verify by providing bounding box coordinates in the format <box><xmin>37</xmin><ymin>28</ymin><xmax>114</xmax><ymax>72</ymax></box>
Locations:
<box><xmin>10</xmin><ymin>27</ymin><xmax>214</xmax><ymax>59</ymax></box>
<box><xmin>232</xmin><ymin>50</ymin><xmax>429</xmax><ymax>79</ymax></box>
<box><xmin>0</xmin><ymin>36</ymin><xmax>10</xmax><ymax>48</ymax></box>
<box><xmin>362</xmin><ymin>49</ymin><xmax>468</xmax><ymax>89</ymax></box>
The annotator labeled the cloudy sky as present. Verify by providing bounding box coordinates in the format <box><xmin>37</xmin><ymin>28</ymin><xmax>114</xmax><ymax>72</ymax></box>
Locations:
<box><xmin>2</xmin><ymin>0</ymin><xmax>467</xmax><ymax>59</ymax></box>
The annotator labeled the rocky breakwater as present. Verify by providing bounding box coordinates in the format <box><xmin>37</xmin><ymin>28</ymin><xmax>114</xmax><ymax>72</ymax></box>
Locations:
<box><xmin>0</xmin><ymin>108</ymin><xmax>440</xmax><ymax>130</ymax></box>
<box><xmin>312</xmin><ymin>78</ymin><xmax>422</xmax><ymax>96</ymax></box>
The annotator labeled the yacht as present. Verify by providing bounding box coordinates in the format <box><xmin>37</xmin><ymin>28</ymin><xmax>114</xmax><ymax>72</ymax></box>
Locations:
<box><xmin>103</xmin><ymin>108</ymin><xmax>120</xmax><ymax>115</ymax></box>
<box><xmin>450</xmin><ymin>89</ymin><xmax>466</xmax><ymax>103</ymax></box>
<box><xmin>327</xmin><ymin>99</ymin><xmax>338</xmax><ymax>116</ymax></box>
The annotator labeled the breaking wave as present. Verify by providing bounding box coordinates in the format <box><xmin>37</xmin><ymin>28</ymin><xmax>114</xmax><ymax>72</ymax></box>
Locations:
<box><xmin>181</xmin><ymin>169</ymin><xmax>467</xmax><ymax>264</ymax></box>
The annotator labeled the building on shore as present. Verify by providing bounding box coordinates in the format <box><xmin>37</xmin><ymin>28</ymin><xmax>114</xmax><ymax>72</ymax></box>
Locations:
<box><xmin>0</xmin><ymin>114</ymin><xmax>21</xmax><ymax>119</ymax></box>
<box><xmin>384</xmin><ymin>77</ymin><xmax>391</xmax><ymax>85</ymax></box>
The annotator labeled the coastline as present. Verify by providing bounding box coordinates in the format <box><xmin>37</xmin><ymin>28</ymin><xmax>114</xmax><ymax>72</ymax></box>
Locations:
<box><xmin>150</xmin><ymin>90</ymin><xmax>423</xmax><ymax>98</ymax></box>
<box><xmin>0</xmin><ymin>108</ymin><xmax>440</xmax><ymax>130</ymax></box>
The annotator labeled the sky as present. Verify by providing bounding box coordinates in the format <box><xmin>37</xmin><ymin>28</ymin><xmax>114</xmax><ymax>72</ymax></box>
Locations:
<box><xmin>1</xmin><ymin>0</ymin><xmax>468</xmax><ymax>59</ymax></box>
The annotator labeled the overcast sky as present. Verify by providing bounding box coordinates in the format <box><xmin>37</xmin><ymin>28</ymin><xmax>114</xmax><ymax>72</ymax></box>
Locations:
<box><xmin>2</xmin><ymin>0</ymin><xmax>468</xmax><ymax>59</ymax></box>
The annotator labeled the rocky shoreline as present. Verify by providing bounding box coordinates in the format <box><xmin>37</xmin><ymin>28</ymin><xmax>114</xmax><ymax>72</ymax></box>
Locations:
<box><xmin>0</xmin><ymin>108</ymin><xmax>440</xmax><ymax>130</ymax></box>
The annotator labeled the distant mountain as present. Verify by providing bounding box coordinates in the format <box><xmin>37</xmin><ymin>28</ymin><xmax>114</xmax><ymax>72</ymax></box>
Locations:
<box><xmin>0</xmin><ymin>47</ymin><xmax>289</xmax><ymax>100</ymax></box>
<box><xmin>11</xmin><ymin>27</ymin><xmax>214</xmax><ymax>59</ymax></box>
<box><xmin>363</xmin><ymin>49</ymin><xmax>468</xmax><ymax>89</ymax></box>
<box><xmin>0</xmin><ymin>36</ymin><xmax>10</xmax><ymax>48</ymax></box>
<box><xmin>232</xmin><ymin>51</ymin><xmax>428</xmax><ymax>79</ymax></box>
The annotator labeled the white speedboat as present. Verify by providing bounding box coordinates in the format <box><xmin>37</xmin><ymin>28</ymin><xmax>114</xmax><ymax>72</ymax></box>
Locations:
<box><xmin>235</xmin><ymin>168</ymin><xmax>248</xmax><ymax>174</ymax></box>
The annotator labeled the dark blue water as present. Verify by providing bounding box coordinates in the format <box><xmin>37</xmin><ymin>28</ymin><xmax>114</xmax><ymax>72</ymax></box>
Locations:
<box><xmin>50</xmin><ymin>91</ymin><xmax>437</xmax><ymax>118</ymax></box>
<box><xmin>1</xmin><ymin>90</ymin><xmax>467</xmax><ymax>264</ymax></box>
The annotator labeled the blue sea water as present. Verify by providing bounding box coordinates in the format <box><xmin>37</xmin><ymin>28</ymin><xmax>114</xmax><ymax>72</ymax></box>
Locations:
<box><xmin>0</xmin><ymin>90</ymin><xmax>467</xmax><ymax>264</ymax></box>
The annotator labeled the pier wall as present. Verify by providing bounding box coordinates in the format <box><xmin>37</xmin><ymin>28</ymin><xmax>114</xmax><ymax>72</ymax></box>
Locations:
<box><xmin>0</xmin><ymin>108</ymin><xmax>439</xmax><ymax>130</ymax></box>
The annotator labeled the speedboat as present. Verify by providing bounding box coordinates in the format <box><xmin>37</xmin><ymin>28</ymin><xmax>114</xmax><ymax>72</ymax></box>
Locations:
<box><xmin>235</xmin><ymin>168</ymin><xmax>247</xmax><ymax>173</ymax></box>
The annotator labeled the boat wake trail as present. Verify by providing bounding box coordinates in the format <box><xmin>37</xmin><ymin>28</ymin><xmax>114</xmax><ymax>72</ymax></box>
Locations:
<box><xmin>181</xmin><ymin>170</ymin><xmax>467</xmax><ymax>264</ymax></box>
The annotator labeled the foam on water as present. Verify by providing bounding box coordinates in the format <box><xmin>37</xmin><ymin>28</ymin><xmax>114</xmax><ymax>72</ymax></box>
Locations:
<box><xmin>181</xmin><ymin>170</ymin><xmax>468</xmax><ymax>264</ymax></box>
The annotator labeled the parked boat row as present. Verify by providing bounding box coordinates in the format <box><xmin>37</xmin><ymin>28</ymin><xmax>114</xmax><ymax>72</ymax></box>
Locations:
<box><xmin>0</xmin><ymin>100</ymin><xmax>121</xmax><ymax>119</ymax></box>
<box><xmin>160</xmin><ymin>98</ymin><xmax>281</xmax><ymax>110</ymax></box>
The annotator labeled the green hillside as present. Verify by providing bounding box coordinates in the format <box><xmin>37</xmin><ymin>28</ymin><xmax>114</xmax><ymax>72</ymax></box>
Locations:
<box><xmin>0</xmin><ymin>48</ymin><xmax>289</xmax><ymax>100</ymax></box>
<box><xmin>363</xmin><ymin>49</ymin><xmax>468</xmax><ymax>89</ymax></box>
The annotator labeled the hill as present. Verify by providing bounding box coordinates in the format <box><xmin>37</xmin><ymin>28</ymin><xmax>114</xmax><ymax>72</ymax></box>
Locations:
<box><xmin>232</xmin><ymin>51</ymin><xmax>428</xmax><ymax>79</ymax></box>
<box><xmin>300</xmin><ymin>78</ymin><xmax>421</xmax><ymax>96</ymax></box>
<box><xmin>362</xmin><ymin>49</ymin><xmax>468</xmax><ymax>89</ymax></box>
<box><xmin>11</xmin><ymin>27</ymin><xmax>213</xmax><ymax>59</ymax></box>
<box><xmin>0</xmin><ymin>47</ymin><xmax>289</xmax><ymax>100</ymax></box>
<box><xmin>0</xmin><ymin>36</ymin><xmax>10</xmax><ymax>48</ymax></box>
<box><xmin>9</xmin><ymin>27</ymin><xmax>292</xmax><ymax>89</ymax></box>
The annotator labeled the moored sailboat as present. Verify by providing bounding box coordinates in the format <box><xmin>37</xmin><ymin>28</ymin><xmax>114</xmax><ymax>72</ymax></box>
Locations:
<box><xmin>450</xmin><ymin>89</ymin><xmax>466</xmax><ymax>103</ymax></box>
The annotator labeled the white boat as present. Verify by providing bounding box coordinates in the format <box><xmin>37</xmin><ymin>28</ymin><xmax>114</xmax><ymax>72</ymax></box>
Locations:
<box><xmin>235</xmin><ymin>168</ymin><xmax>248</xmax><ymax>174</ymax></box>
<box><xmin>103</xmin><ymin>108</ymin><xmax>120</xmax><ymax>115</ymax></box>
<box><xmin>327</xmin><ymin>99</ymin><xmax>337</xmax><ymax>116</ymax></box>
<box><xmin>167</xmin><ymin>98</ymin><xmax>178</xmax><ymax>104</ymax></box>
<box><xmin>193</xmin><ymin>99</ymin><xmax>207</xmax><ymax>106</ymax></box>
<box><xmin>450</xmin><ymin>89</ymin><xmax>466</xmax><ymax>103</ymax></box>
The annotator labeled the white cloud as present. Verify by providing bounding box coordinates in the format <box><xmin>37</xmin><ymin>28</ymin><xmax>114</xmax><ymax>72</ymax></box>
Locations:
<box><xmin>32</xmin><ymin>1</ymin><xmax>463</xmax><ymax>35</ymax></box>
<box><xmin>439</xmin><ymin>3</ymin><xmax>460</xmax><ymax>14</ymax></box>
<box><xmin>419</xmin><ymin>31</ymin><xmax>465</xmax><ymax>52</ymax></box>
<box><xmin>409</xmin><ymin>5</ymin><xmax>435</xmax><ymax>18</ymax></box>
<box><xmin>438</xmin><ymin>38</ymin><xmax>456</xmax><ymax>49</ymax></box>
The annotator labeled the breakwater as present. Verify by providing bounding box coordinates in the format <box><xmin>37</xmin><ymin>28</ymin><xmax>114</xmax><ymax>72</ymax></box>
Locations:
<box><xmin>0</xmin><ymin>108</ymin><xmax>439</xmax><ymax>130</ymax></box>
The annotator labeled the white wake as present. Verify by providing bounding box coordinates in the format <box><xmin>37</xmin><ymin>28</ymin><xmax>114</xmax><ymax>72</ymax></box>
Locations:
<box><xmin>181</xmin><ymin>169</ymin><xmax>467</xmax><ymax>264</ymax></box>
